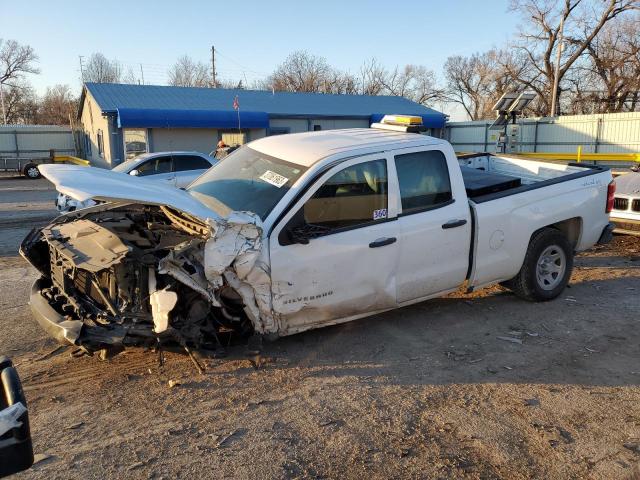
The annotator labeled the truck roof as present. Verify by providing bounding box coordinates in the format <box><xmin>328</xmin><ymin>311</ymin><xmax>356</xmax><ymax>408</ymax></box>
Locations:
<box><xmin>249</xmin><ymin>128</ymin><xmax>447</xmax><ymax>167</ymax></box>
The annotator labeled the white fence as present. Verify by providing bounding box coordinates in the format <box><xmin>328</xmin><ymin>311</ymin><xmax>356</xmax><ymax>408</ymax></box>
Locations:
<box><xmin>445</xmin><ymin>112</ymin><xmax>640</xmax><ymax>155</ymax></box>
<box><xmin>0</xmin><ymin>125</ymin><xmax>76</xmax><ymax>160</ymax></box>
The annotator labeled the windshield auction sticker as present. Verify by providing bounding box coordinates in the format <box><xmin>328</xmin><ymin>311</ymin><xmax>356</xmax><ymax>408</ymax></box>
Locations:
<box><xmin>259</xmin><ymin>170</ymin><xmax>289</xmax><ymax>188</ymax></box>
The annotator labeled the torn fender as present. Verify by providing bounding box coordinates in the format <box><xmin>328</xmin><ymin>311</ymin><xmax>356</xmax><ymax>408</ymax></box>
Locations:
<box><xmin>201</xmin><ymin>211</ymin><xmax>277</xmax><ymax>334</ymax></box>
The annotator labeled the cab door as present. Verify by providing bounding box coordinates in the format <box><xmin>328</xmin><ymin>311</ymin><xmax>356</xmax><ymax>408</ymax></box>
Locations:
<box><xmin>269</xmin><ymin>154</ymin><xmax>400</xmax><ymax>335</ymax></box>
<box><xmin>393</xmin><ymin>148</ymin><xmax>471</xmax><ymax>304</ymax></box>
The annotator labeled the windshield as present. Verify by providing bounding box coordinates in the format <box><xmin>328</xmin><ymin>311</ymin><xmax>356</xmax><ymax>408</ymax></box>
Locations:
<box><xmin>187</xmin><ymin>146</ymin><xmax>307</xmax><ymax>220</ymax></box>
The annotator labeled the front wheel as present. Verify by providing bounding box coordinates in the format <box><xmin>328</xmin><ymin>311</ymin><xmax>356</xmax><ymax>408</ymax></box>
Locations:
<box><xmin>502</xmin><ymin>227</ymin><xmax>573</xmax><ymax>302</ymax></box>
<box><xmin>23</xmin><ymin>163</ymin><xmax>41</xmax><ymax>179</ymax></box>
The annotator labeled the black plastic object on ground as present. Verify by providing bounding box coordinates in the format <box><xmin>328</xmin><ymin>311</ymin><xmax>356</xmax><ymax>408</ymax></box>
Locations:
<box><xmin>0</xmin><ymin>355</ymin><xmax>34</xmax><ymax>478</ymax></box>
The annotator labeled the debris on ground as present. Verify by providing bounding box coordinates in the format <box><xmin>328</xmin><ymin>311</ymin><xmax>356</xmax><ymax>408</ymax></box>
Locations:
<box><xmin>496</xmin><ymin>336</ymin><xmax>523</xmax><ymax>345</ymax></box>
<box><xmin>32</xmin><ymin>453</ymin><xmax>53</xmax><ymax>466</ymax></box>
<box><xmin>558</xmin><ymin>428</ymin><xmax>574</xmax><ymax>444</ymax></box>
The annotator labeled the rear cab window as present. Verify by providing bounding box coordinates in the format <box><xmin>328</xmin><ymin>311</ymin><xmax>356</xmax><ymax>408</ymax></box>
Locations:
<box><xmin>394</xmin><ymin>150</ymin><xmax>452</xmax><ymax>214</ymax></box>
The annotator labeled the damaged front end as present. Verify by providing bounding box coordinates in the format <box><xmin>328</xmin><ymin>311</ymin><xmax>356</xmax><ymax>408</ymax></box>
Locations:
<box><xmin>20</xmin><ymin>203</ymin><xmax>273</xmax><ymax>355</ymax></box>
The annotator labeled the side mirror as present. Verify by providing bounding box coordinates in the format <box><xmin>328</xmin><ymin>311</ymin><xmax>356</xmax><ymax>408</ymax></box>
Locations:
<box><xmin>129</xmin><ymin>169</ymin><xmax>140</xmax><ymax>176</ymax></box>
<box><xmin>279</xmin><ymin>209</ymin><xmax>331</xmax><ymax>246</ymax></box>
<box><xmin>0</xmin><ymin>356</ymin><xmax>33</xmax><ymax>478</ymax></box>
<box><xmin>285</xmin><ymin>225</ymin><xmax>310</xmax><ymax>245</ymax></box>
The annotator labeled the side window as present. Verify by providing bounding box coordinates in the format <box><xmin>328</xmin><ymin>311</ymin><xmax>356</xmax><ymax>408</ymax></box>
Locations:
<box><xmin>303</xmin><ymin>159</ymin><xmax>388</xmax><ymax>232</ymax></box>
<box><xmin>137</xmin><ymin>156</ymin><xmax>172</xmax><ymax>176</ymax></box>
<box><xmin>394</xmin><ymin>150</ymin><xmax>452</xmax><ymax>214</ymax></box>
<box><xmin>97</xmin><ymin>130</ymin><xmax>104</xmax><ymax>157</ymax></box>
<box><xmin>173</xmin><ymin>155</ymin><xmax>212</xmax><ymax>172</ymax></box>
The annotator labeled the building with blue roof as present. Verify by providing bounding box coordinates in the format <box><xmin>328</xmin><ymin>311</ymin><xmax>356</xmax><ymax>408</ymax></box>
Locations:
<box><xmin>78</xmin><ymin>82</ymin><xmax>447</xmax><ymax>167</ymax></box>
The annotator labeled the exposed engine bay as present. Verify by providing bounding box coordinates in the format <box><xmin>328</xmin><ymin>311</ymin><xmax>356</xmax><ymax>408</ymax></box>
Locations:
<box><xmin>20</xmin><ymin>203</ymin><xmax>272</xmax><ymax>355</ymax></box>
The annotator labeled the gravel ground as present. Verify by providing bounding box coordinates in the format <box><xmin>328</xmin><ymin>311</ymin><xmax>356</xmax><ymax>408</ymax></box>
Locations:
<box><xmin>2</xmin><ymin>175</ymin><xmax>640</xmax><ymax>479</ymax></box>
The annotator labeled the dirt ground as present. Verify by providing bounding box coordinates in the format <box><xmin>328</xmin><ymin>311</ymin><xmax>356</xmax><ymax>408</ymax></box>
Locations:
<box><xmin>2</xmin><ymin>174</ymin><xmax>640</xmax><ymax>479</ymax></box>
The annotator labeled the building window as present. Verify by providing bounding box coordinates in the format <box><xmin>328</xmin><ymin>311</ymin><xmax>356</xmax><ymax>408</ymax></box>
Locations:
<box><xmin>123</xmin><ymin>129</ymin><xmax>148</xmax><ymax>160</ymax></box>
<box><xmin>84</xmin><ymin>133</ymin><xmax>92</xmax><ymax>157</ymax></box>
<box><xmin>221</xmin><ymin>131</ymin><xmax>247</xmax><ymax>146</ymax></box>
<box><xmin>97</xmin><ymin>129</ymin><xmax>104</xmax><ymax>157</ymax></box>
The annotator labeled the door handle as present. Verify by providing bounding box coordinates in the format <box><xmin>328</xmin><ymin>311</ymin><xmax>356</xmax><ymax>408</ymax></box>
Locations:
<box><xmin>369</xmin><ymin>237</ymin><xmax>397</xmax><ymax>248</ymax></box>
<box><xmin>442</xmin><ymin>219</ymin><xmax>467</xmax><ymax>229</ymax></box>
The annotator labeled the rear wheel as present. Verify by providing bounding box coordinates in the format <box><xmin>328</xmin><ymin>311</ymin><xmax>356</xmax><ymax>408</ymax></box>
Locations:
<box><xmin>503</xmin><ymin>228</ymin><xmax>573</xmax><ymax>301</ymax></box>
<box><xmin>23</xmin><ymin>163</ymin><xmax>41</xmax><ymax>179</ymax></box>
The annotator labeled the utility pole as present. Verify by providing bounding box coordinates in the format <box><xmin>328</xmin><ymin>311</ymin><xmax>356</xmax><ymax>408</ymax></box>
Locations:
<box><xmin>0</xmin><ymin>82</ymin><xmax>7</xmax><ymax>125</ymax></box>
<box><xmin>550</xmin><ymin>16</ymin><xmax>565</xmax><ymax>118</ymax></box>
<box><xmin>139</xmin><ymin>64</ymin><xmax>145</xmax><ymax>85</ymax></box>
<box><xmin>211</xmin><ymin>46</ymin><xmax>216</xmax><ymax>88</ymax></box>
<box><xmin>79</xmin><ymin>55</ymin><xmax>85</xmax><ymax>82</ymax></box>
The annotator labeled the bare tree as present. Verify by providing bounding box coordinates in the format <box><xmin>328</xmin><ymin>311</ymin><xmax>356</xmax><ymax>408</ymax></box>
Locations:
<box><xmin>83</xmin><ymin>53</ymin><xmax>121</xmax><ymax>83</ymax></box>
<box><xmin>576</xmin><ymin>15</ymin><xmax>640</xmax><ymax>112</ymax></box>
<box><xmin>266</xmin><ymin>51</ymin><xmax>334</xmax><ymax>92</ymax></box>
<box><xmin>1</xmin><ymin>79</ymin><xmax>38</xmax><ymax>124</ymax></box>
<box><xmin>168</xmin><ymin>55</ymin><xmax>211</xmax><ymax>87</ymax></box>
<box><xmin>36</xmin><ymin>84</ymin><xmax>77</xmax><ymax>125</ymax></box>
<box><xmin>444</xmin><ymin>51</ymin><xmax>501</xmax><ymax>120</ymax></box>
<box><xmin>378</xmin><ymin>65</ymin><xmax>442</xmax><ymax>105</ymax></box>
<box><xmin>505</xmin><ymin>0</ymin><xmax>639</xmax><ymax>116</ymax></box>
<box><xmin>356</xmin><ymin>58</ymin><xmax>442</xmax><ymax>106</ymax></box>
<box><xmin>359</xmin><ymin>59</ymin><xmax>388</xmax><ymax>96</ymax></box>
<box><xmin>122</xmin><ymin>67</ymin><xmax>140</xmax><ymax>85</ymax></box>
<box><xmin>0</xmin><ymin>39</ymin><xmax>39</xmax><ymax>84</ymax></box>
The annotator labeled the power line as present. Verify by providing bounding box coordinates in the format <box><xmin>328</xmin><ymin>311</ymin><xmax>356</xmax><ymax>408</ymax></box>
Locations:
<box><xmin>213</xmin><ymin>48</ymin><xmax>270</xmax><ymax>76</ymax></box>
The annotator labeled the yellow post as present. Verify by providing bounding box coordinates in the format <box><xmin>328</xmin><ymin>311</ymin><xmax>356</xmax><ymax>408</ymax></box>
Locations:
<box><xmin>576</xmin><ymin>145</ymin><xmax>582</xmax><ymax>163</ymax></box>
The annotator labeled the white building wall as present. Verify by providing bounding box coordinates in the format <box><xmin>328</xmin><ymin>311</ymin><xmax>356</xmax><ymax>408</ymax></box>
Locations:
<box><xmin>268</xmin><ymin>117</ymin><xmax>370</xmax><ymax>134</ymax></box>
<box><xmin>150</xmin><ymin>128</ymin><xmax>219</xmax><ymax>154</ymax></box>
<box><xmin>80</xmin><ymin>92</ymin><xmax>112</xmax><ymax>168</ymax></box>
<box><xmin>308</xmin><ymin>118</ymin><xmax>370</xmax><ymax>130</ymax></box>
<box><xmin>269</xmin><ymin>118</ymin><xmax>308</xmax><ymax>133</ymax></box>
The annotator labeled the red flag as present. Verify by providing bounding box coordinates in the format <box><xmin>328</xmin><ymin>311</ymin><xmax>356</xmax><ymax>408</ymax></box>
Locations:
<box><xmin>233</xmin><ymin>95</ymin><xmax>239</xmax><ymax>110</ymax></box>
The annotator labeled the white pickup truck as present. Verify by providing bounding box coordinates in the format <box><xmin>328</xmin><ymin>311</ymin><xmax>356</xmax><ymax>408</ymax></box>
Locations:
<box><xmin>20</xmin><ymin>119</ymin><xmax>615</xmax><ymax>353</ymax></box>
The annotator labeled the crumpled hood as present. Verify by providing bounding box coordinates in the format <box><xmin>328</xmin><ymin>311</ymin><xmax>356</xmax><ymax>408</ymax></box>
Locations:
<box><xmin>39</xmin><ymin>164</ymin><xmax>220</xmax><ymax>221</ymax></box>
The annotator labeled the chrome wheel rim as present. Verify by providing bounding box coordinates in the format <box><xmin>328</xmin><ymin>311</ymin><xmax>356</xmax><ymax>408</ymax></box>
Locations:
<box><xmin>27</xmin><ymin>167</ymin><xmax>39</xmax><ymax>178</ymax></box>
<box><xmin>536</xmin><ymin>245</ymin><xmax>566</xmax><ymax>290</ymax></box>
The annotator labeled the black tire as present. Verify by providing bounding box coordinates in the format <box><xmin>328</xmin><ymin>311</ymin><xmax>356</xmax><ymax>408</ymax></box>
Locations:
<box><xmin>0</xmin><ymin>356</ymin><xmax>12</xmax><ymax>371</ymax></box>
<box><xmin>23</xmin><ymin>163</ymin><xmax>41</xmax><ymax>179</ymax></box>
<box><xmin>503</xmin><ymin>227</ymin><xmax>573</xmax><ymax>302</ymax></box>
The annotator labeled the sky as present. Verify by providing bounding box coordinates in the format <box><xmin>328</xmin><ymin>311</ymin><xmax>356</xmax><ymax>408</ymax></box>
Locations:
<box><xmin>3</xmin><ymin>0</ymin><xmax>520</xmax><ymax>120</ymax></box>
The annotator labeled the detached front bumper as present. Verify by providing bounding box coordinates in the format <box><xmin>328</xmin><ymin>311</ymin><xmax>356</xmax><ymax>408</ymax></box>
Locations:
<box><xmin>29</xmin><ymin>278</ymin><xmax>82</xmax><ymax>346</ymax></box>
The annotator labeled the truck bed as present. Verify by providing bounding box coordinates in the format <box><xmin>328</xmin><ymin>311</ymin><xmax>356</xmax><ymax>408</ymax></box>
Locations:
<box><xmin>458</xmin><ymin>154</ymin><xmax>606</xmax><ymax>202</ymax></box>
